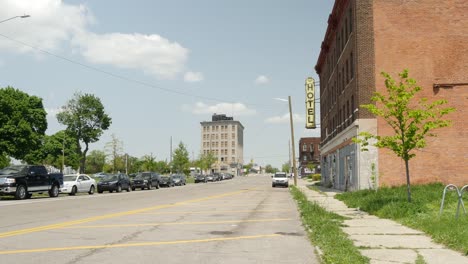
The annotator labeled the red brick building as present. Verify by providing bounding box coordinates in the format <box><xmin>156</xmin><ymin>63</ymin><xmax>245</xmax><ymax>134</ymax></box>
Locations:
<box><xmin>298</xmin><ymin>137</ymin><xmax>321</xmax><ymax>176</ymax></box>
<box><xmin>315</xmin><ymin>0</ymin><xmax>468</xmax><ymax>190</ymax></box>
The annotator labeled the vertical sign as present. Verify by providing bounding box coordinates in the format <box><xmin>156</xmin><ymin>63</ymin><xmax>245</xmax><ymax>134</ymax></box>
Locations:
<box><xmin>305</xmin><ymin>77</ymin><xmax>316</xmax><ymax>129</ymax></box>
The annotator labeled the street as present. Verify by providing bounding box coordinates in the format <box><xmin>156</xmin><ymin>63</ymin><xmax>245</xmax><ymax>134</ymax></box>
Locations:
<box><xmin>0</xmin><ymin>175</ymin><xmax>318</xmax><ymax>264</ymax></box>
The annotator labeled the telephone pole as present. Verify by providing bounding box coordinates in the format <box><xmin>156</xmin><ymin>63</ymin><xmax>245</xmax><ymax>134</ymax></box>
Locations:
<box><xmin>288</xmin><ymin>96</ymin><xmax>298</xmax><ymax>186</ymax></box>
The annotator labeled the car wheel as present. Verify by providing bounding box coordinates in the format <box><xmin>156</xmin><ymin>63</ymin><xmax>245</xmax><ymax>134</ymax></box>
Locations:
<box><xmin>15</xmin><ymin>185</ymin><xmax>27</xmax><ymax>200</ymax></box>
<box><xmin>69</xmin><ymin>186</ymin><xmax>77</xmax><ymax>196</ymax></box>
<box><xmin>88</xmin><ymin>185</ymin><xmax>95</xmax><ymax>195</ymax></box>
<box><xmin>109</xmin><ymin>190</ymin><xmax>114</xmax><ymax>193</ymax></box>
<box><xmin>49</xmin><ymin>184</ymin><xmax>59</xmax><ymax>197</ymax></box>
<box><xmin>272</xmin><ymin>184</ymin><xmax>275</xmax><ymax>188</ymax></box>
<box><xmin>98</xmin><ymin>190</ymin><xmax>103</xmax><ymax>194</ymax></box>
<box><xmin>127</xmin><ymin>186</ymin><xmax>131</xmax><ymax>192</ymax></box>
<box><xmin>147</xmin><ymin>183</ymin><xmax>151</xmax><ymax>190</ymax></box>
<box><xmin>117</xmin><ymin>185</ymin><xmax>122</xmax><ymax>193</ymax></box>
<box><xmin>155</xmin><ymin>183</ymin><xmax>160</xmax><ymax>189</ymax></box>
<box><xmin>132</xmin><ymin>187</ymin><xmax>135</xmax><ymax>191</ymax></box>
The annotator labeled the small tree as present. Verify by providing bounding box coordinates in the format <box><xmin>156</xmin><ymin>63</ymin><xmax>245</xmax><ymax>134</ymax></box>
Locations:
<box><xmin>57</xmin><ymin>92</ymin><xmax>111</xmax><ymax>173</ymax></box>
<box><xmin>105</xmin><ymin>134</ymin><xmax>124</xmax><ymax>173</ymax></box>
<box><xmin>172</xmin><ymin>142</ymin><xmax>190</xmax><ymax>174</ymax></box>
<box><xmin>355</xmin><ymin>69</ymin><xmax>454</xmax><ymax>202</ymax></box>
<box><xmin>282</xmin><ymin>162</ymin><xmax>291</xmax><ymax>174</ymax></box>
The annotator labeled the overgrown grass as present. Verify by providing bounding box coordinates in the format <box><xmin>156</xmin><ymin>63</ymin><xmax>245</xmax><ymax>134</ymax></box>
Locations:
<box><xmin>290</xmin><ymin>186</ymin><xmax>369</xmax><ymax>264</ymax></box>
<box><xmin>335</xmin><ymin>183</ymin><xmax>468</xmax><ymax>255</ymax></box>
<box><xmin>185</xmin><ymin>176</ymin><xmax>194</xmax><ymax>184</ymax></box>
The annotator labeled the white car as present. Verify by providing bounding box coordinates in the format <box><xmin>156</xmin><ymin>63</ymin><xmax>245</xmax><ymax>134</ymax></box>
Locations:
<box><xmin>61</xmin><ymin>174</ymin><xmax>96</xmax><ymax>195</ymax></box>
<box><xmin>272</xmin><ymin>172</ymin><xmax>289</xmax><ymax>188</ymax></box>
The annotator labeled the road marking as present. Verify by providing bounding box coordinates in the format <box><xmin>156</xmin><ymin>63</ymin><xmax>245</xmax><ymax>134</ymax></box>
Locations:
<box><xmin>0</xmin><ymin>188</ymin><xmax>256</xmax><ymax>239</ymax></box>
<box><xmin>0</xmin><ymin>234</ymin><xmax>282</xmax><ymax>255</ymax></box>
<box><xmin>61</xmin><ymin>218</ymin><xmax>293</xmax><ymax>229</ymax></box>
<box><xmin>139</xmin><ymin>209</ymin><xmax>293</xmax><ymax>215</ymax></box>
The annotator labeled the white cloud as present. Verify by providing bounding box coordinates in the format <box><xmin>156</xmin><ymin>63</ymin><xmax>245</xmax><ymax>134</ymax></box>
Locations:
<box><xmin>265</xmin><ymin>113</ymin><xmax>304</xmax><ymax>124</ymax></box>
<box><xmin>255</xmin><ymin>75</ymin><xmax>270</xmax><ymax>85</ymax></box>
<box><xmin>182</xmin><ymin>102</ymin><xmax>256</xmax><ymax>116</ymax></box>
<box><xmin>0</xmin><ymin>0</ymin><xmax>192</xmax><ymax>80</ymax></box>
<box><xmin>74</xmin><ymin>32</ymin><xmax>188</xmax><ymax>79</ymax></box>
<box><xmin>0</xmin><ymin>0</ymin><xmax>92</xmax><ymax>53</ymax></box>
<box><xmin>184</xmin><ymin>71</ymin><xmax>204</xmax><ymax>82</ymax></box>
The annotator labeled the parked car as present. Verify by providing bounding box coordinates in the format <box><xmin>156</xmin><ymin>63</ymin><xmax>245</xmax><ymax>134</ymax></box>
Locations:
<box><xmin>97</xmin><ymin>173</ymin><xmax>132</xmax><ymax>193</ymax></box>
<box><xmin>212</xmin><ymin>173</ymin><xmax>221</xmax><ymax>181</ymax></box>
<box><xmin>205</xmin><ymin>174</ymin><xmax>214</xmax><ymax>182</ymax></box>
<box><xmin>0</xmin><ymin>165</ymin><xmax>63</xmax><ymax>200</ymax></box>
<box><xmin>61</xmin><ymin>174</ymin><xmax>96</xmax><ymax>195</ymax></box>
<box><xmin>172</xmin><ymin>174</ymin><xmax>186</xmax><ymax>186</ymax></box>
<box><xmin>93</xmin><ymin>172</ymin><xmax>107</xmax><ymax>179</ymax></box>
<box><xmin>272</xmin><ymin>172</ymin><xmax>289</xmax><ymax>188</ymax></box>
<box><xmin>194</xmin><ymin>174</ymin><xmax>207</xmax><ymax>183</ymax></box>
<box><xmin>159</xmin><ymin>175</ymin><xmax>175</xmax><ymax>187</ymax></box>
<box><xmin>131</xmin><ymin>172</ymin><xmax>160</xmax><ymax>190</ymax></box>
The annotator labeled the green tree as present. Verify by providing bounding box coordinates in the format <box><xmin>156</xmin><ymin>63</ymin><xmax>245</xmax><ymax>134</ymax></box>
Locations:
<box><xmin>198</xmin><ymin>152</ymin><xmax>217</xmax><ymax>174</ymax></box>
<box><xmin>265</xmin><ymin>164</ymin><xmax>276</xmax><ymax>174</ymax></box>
<box><xmin>57</xmin><ymin>92</ymin><xmax>111</xmax><ymax>173</ymax></box>
<box><xmin>141</xmin><ymin>154</ymin><xmax>157</xmax><ymax>171</ymax></box>
<box><xmin>24</xmin><ymin>130</ymin><xmax>80</xmax><ymax>171</ymax></box>
<box><xmin>0</xmin><ymin>154</ymin><xmax>10</xmax><ymax>168</ymax></box>
<box><xmin>355</xmin><ymin>70</ymin><xmax>454</xmax><ymax>202</ymax></box>
<box><xmin>0</xmin><ymin>87</ymin><xmax>47</xmax><ymax>161</ymax></box>
<box><xmin>154</xmin><ymin>160</ymin><xmax>170</xmax><ymax>174</ymax></box>
<box><xmin>282</xmin><ymin>162</ymin><xmax>291</xmax><ymax>173</ymax></box>
<box><xmin>86</xmin><ymin>150</ymin><xmax>106</xmax><ymax>173</ymax></box>
<box><xmin>172</xmin><ymin>142</ymin><xmax>190</xmax><ymax>174</ymax></box>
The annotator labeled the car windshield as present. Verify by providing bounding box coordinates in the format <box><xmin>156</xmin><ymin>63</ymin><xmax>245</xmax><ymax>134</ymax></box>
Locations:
<box><xmin>172</xmin><ymin>175</ymin><xmax>181</xmax><ymax>179</ymax></box>
<box><xmin>102</xmin><ymin>175</ymin><xmax>118</xmax><ymax>181</ymax></box>
<box><xmin>274</xmin><ymin>174</ymin><xmax>287</xmax><ymax>178</ymax></box>
<box><xmin>0</xmin><ymin>165</ymin><xmax>27</xmax><ymax>175</ymax></box>
<box><xmin>63</xmin><ymin>175</ymin><xmax>78</xmax><ymax>181</ymax></box>
<box><xmin>134</xmin><ymin>174</ymin><xmax>146</xmax><ymax>180</ymax></box>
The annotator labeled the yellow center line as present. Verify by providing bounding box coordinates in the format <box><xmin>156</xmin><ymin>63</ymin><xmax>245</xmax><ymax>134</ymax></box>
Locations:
<box><xmin>0</xmin><ymin>234</ymin><xmax>282</xmax><ymax>255</ymax></box>
<box><xmin>138</xmin><ymin>209</ymin><xmax>293</xmax><ymax>215</ymax></box>
<box><xmin>0</xmin><ymin>188</ymin><xmax>256</xmax><ymax>239</ymax></box>
<box><xmin>60</xmin><ymin>218</ymin><xmax>293</xmax><ymax>229</ymax></box>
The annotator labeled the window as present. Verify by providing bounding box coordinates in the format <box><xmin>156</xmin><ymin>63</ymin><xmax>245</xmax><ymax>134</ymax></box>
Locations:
<box><xmin>310</xmin><ymin>144</ymin><xmax>314</xmax><ymax>152</ymax></box>
<box><xmin>303</xmin><ymin>156</ymin><xmax>307</xmax><ymax>161</ymax></box>
<box><xmin>350</xmin><ymin>52</ymin><xmax>354</xmax><ymax>79</ymax></box>
<box><xmin>232</xmin><ymin>149</ymin><xmax>235</xmax><ymax>155</ymax></box>
<box><xmin>349</xmin><ymin>8</ymin><xmax>353</xmax><ymax>34</ymax></box>
<box><xmin>303</xmin><ymin>144</ymin><xmax>307</xmax><ymax>151</ymax></box>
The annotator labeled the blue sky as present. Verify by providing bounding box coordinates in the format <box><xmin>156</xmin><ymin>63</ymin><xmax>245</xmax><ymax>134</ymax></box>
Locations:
<box><xmin>0</xmin><ymin>0</ymin><xmax>334</xmax><ymax>169</ymax></box>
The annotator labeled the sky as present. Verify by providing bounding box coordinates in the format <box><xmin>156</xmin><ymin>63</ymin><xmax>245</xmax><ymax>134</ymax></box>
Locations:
<box><xmin>0</xmin><ymin>0</ymin><xmax>334</xmax><ymax>169</ymax></box>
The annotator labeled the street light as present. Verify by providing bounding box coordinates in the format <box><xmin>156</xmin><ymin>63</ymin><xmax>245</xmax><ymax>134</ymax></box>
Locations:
<box><xmin>0</xmin><ymin>15</ymin><xmax>30</xmax><ymax>24</ymax></box>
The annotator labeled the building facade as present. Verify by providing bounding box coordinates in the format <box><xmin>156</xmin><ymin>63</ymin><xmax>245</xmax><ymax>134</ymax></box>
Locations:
<box><xmin>200</xmin><ymin>114</ymin><xmax>244</xmax><ymax>173</ymax></box>
<box><xmin>315</xmin><ymin>0</ymin><xmax>468</xmax><ymax>190</ymax></box>
<box><xmin>298</xmin><ymin>137</ymin><xmax>321</xmax><ymax>176</ymax></box>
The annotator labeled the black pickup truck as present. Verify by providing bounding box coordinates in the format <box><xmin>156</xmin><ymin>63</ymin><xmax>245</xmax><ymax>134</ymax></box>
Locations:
<box><xmin>0</xmin><ymin>165</ymin><xmax>63</xmax><ymax>200</ymax></box>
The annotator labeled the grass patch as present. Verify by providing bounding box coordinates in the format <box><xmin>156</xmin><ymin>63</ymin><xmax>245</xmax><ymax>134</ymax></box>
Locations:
<box><xmin>185</xmin><ymin>176</ymin><xmax>194</xmax><ymax>184</ymax></box>
<box><xmin>335</xmin><ymin>183</ymin><xmax>468</xmax><ymax>255</ymax></box>
<box><xmin>415</xmin><ymin>254</ymin><xmax>427</xmax><ymax>264</ymax></box>
<box><xmin>290</xmin><ymin>186</ymin><xmax>369</xmax><ymax>264</ymax></box>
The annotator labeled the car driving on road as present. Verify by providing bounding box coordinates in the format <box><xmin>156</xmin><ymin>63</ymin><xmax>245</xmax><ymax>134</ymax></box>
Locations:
<box><xmin>61</xmin><ymin>174</ymin><xmax>96</xmax><ymax>195</ymax></box>
<box><xmin>272</xmin><ymin>172</ymin><xmax>289</xmax><ymax>188</ymax></box>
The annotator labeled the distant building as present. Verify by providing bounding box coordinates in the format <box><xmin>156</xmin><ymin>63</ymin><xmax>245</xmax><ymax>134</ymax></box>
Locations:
<box><xmin>315</xmin><ymin>0</ymin><xmax>467</xmax><ymax>190</ymax></box>
<box><xmin>200</xmin><ymin>114</ymin><xmax>244</xmax><ymax>173</ymax></box>
<box><xmin>298</xmin><ymin>137</ymin><xmax>321</xmax><ymax>176</ymax></box>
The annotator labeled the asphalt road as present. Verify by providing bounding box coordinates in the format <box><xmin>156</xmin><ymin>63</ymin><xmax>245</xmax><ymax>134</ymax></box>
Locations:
<box><xmin>0</xmin><ymin>175</ymin><xmax>318</xmax><ymax>264</ymax></box>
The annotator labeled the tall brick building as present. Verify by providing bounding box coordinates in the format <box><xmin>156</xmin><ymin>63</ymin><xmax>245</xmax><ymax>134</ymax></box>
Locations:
<box><xmin>315</xmin><ymin>0</ymin><xmax>468</xmax><ymax>190</ymax></box>
<box><xmin>298</xmin><ymin>137</ymin><xmax>321</xmax><ymax>176</ymax></box>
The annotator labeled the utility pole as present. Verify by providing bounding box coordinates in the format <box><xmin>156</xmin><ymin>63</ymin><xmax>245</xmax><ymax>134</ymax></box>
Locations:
<box><xmin>288</xmin><ymin>96</ymin><xmax>298</xmax><ymax>186</ymax></box>
<box><xmin>125</xmin><ymin>153</ymin><xmax>128</xmax><ymax>175</ymax></box>
<box><xmin>170</xmin><ymin>136</ymin><xmax>173</xmax><ymax>174</ymax></box>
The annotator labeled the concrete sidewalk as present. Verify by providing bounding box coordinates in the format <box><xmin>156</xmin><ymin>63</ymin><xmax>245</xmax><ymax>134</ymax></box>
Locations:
<box><xmin>296</xmin><ymin>179</ymin><xmax>468</xmax><ymax>264</ymax></box>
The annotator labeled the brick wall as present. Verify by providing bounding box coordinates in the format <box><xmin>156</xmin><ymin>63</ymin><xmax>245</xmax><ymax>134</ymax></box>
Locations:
<box><xmin>373</xmin><ymin>0</ymin><xmax>468</xmax><ymax>187</ymax></box>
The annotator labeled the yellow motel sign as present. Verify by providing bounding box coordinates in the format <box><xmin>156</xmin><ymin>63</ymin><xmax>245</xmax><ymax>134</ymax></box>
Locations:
<box><xmin>305</xmin><ymin>77</ymin><xmax>316</xmax><ymax>129</ymax></box>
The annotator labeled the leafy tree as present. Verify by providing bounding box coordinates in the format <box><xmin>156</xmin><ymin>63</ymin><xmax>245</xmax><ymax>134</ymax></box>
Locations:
<box><xmin>172</xmin><ymin>142</ymin><xmax>190</xmax><ymax>174</ymax></box>
<box><xmin>355</xmin><ymin>70</ymin><xmax>454</xmax><ymax>202</ymax></box>
<box><xmin>105</xmin><ymin>134</ymin><xmax>124</xmax><ymax>173</ymax></box>
<box><xmin>198</xmin><ymin>152</ymin><xmax>217</xmax><ymax>174</ymax></box>
<box><xmin>57</xmin><ymin>92</ymin><xmax>111</xmax><ymax>173</ymax></box>
<box><xmin>24</xmin><ymin>130</ymin><xmax>80</xmax><ymax>171</ymax></box>
<box><xmin>86</xmin><ymin>150</ymin><xmax>106</xmax><ymax>173</ymax></box>
<box><xmin>282</xmin><ymin>162</ymin><xmax>291</xmax><ymax>173</ymax></box>
<box><xmin>0</xmin><ymin>87</ymin><xmax>47</xmax><ymax>160</ymax></box>
<box><xmin>0</xmin><ymin>154</ymin><xmax>10</xmax><ymax>168</ymax></box>
<box><xmin>126</xmin><ymin>155</ymin><xmax>142</xmax><ymax>174</ymax></box>
<box><xmin>154</xmin><ymin>160</ymin><xmax>170</xmax><ymax>174</ymax></box>
<box><xmin>265</xmin><ymin>164</ymin><xmax>276</xmax><ymax>174</ymax></box>
<box><xmin>141</xmin><ymin>154</ymin><xmax>157</xmax><ymax>171</ymax></box>
<box><xmin>243</xmin><ymin>162</ymin><xmax>253</xmax><ymax>173</ymax></box>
